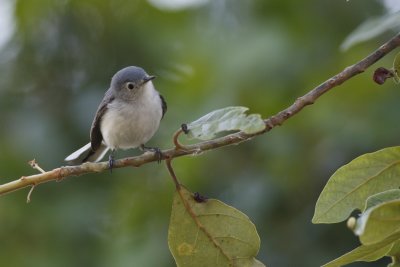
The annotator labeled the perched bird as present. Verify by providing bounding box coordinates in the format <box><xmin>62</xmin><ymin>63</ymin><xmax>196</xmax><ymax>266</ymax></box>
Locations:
<box><xmin>65</xmin><ymin>66</ymin><xmax>167</xmax><ymax>168</ymax></box>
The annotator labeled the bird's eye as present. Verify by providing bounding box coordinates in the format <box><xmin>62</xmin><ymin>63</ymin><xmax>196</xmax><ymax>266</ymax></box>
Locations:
<box><xmin>126</xmin><ymin>82</ymin><xmax>134</xmax><ymax>90</ymax></box>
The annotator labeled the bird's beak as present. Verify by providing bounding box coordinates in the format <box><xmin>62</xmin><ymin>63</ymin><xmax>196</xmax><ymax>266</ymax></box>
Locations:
<box><xmin>143</xmin><ymin>75</ymin><xmax>156</xmax><ymax>83</ymax></box>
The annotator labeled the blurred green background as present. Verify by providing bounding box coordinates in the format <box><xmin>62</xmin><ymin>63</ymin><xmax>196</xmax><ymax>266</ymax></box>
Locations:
<box><xmin>0</xmin><ymin>0</ymin><xmax>399</xmax><ymax>266</ymax></box>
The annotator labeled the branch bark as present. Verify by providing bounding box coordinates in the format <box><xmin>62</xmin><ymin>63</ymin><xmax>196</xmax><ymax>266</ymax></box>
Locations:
<box><xmin>2</xmin><ymin>32</ymin><xmax>400</xmax><ymax>198</ymax></box>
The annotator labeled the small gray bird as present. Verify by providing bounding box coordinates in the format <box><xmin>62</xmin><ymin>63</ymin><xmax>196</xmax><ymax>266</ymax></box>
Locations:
<box><xmin>65</xmin><ymin>66</ymin><xmax>167</xmax><ymax>167</ymax></box>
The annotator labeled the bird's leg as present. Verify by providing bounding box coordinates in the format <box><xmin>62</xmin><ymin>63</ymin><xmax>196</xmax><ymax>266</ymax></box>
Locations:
<box><xmin>140</xmin><ymin>144</ymin><xmax>162</xmax><ymax>163</ymax></box>
<box><xmin>108</xmin><ymin>149</ymin><xmax>115</xmax><ymax>172</ymax></box>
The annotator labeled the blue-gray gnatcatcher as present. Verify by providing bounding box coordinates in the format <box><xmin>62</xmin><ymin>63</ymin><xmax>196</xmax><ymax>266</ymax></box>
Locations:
<box><xmin>65</xmin><ymin>66</ymin><xmax>167</xmax><ymax>167</ymax></box>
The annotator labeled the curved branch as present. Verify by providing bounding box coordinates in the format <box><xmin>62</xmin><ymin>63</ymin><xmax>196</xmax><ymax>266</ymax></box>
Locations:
<box><xmin>1</xmin><ymin>32</ymin><xmax>400</xmax><ymax>198</ymax></box>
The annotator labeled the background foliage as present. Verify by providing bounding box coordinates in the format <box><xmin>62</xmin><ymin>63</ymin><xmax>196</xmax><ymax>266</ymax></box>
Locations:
<box><xmin>0</xmin><ymin>0</ymin><xmax>399</xmax><ymax>266</ymax></box>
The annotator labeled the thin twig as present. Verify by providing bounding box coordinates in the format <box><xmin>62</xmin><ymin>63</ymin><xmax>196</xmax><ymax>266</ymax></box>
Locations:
<box><xmin>28</xmin><ymin>159</ymin><xmax>46</xmax><ymax>173</ymax></box>
<box><xmin>26</xmin><ymin>185</ymin><xmax>35</xmax><ymax>203</ymax></box>
<box><xmin>1</xmin><ymin>32</ymin><xmax>400</xmax><ymax>197</ymax></box>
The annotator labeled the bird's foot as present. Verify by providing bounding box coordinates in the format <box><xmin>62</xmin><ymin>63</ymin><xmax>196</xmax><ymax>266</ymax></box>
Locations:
<box><xmin>140</xmin><ymin>144</ymin><xmax>162</xmax><ymax>163</ymax></box>
<box><xmin>108</xmin><ymin>152</ymin><xmax>115</xmax><ymax>173</ymax></box>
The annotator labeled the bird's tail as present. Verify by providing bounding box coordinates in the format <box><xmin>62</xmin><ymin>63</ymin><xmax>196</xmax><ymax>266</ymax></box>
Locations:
<box><xmin>64</xmin><ymin>143</ymin><xmax>109</xmax><ymax>165</ymax></box>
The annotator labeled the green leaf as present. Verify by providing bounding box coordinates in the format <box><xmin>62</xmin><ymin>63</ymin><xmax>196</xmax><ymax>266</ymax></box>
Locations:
<box><xmin>354</xmin><ymin>189</ymin><xmax>400</xmax><ymax>240</ymax></box>
<box><xmin>356</xmin><ymin>200</ymin><xmax>400</xmax><ymax>245</ymax></box>
<box><xmin>168</xmin><ymin>187</ymin><xmax>265</xmax><ymax>267</ymax></box>
<box><xmin>184</xmin><ymin>106</ymin><xmax>266</xmax><ymax>140</ymax></box>
<box><xmin>387</xmin><ymin>240</ymin><xmax>400</xmax><ymax>257</ymax></box>
<box><xmin>341</xmin><ymin>12</ymin><xmax>400</xmax><ymax>51</ymax></box>
<box><xmin>322</xmin><ymin>231</ymin><xmax>400</xmax><ymax>267</ymax></box>
<box><xmin>364</xmin><ymin>189</ymin><xmax>400</xmax><ymax>211</ymax></box>
<box><xmin>312</xmin><ymin>146</ymin><xmax>400</xmax><ymax>224</ymax></box>
<box><xmin>352</xmin><ymin>187</ymin><xmax>400</xmax><ymax>238</ymax></box>
<box><xmin>393</xmin><ymin>52</ymin><xmax>400</xmax><ymax>82</ymax></box>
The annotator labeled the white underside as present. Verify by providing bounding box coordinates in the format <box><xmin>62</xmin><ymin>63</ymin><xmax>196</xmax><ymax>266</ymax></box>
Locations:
<box><xmin>100</xmin><ymin>82</ymin><xmax>163</xmax><ymax>150</ymax></box>
<box><xmin>65</xmin><ymin>82</ymin><xmax>163</xmax><ymax>164</ymax></box>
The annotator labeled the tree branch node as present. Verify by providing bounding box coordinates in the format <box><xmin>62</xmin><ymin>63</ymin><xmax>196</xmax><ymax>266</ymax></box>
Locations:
<box><xmin>28</xmin><ymin>159</ymin><xmax>46</xmax><ymax>174</ymax></box>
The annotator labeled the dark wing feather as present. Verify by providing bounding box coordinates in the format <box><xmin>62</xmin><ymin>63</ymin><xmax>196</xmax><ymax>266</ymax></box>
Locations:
<box><xmin>159</xmin><ymin>94</ymin><xmax>167</xmax><ymax>119</ymax></box>
<box><xmin>90</xmin><ymin>90</ymin><xmax>115</xmax><ymax>151</ymax></box>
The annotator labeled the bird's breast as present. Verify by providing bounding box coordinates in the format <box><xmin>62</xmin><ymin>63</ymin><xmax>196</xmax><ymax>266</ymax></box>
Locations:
<box><xmin>100</xmin><ymin>89</ymin><xmax>162</xmax><ymax>150</ymax></box>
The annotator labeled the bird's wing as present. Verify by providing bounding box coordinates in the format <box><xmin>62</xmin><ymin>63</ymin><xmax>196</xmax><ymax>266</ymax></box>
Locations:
<box><xmin>90</xmin><ymin>90</ymin><xmax>115</xmax><ymax>151</ymax></box>
<box><xmin>159</xmin><ymin>94</ymin><xmax>167</xmax><ymax>119</ymax></box>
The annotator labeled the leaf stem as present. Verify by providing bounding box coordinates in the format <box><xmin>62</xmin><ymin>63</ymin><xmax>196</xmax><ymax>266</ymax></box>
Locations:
<box><xmin>172</xmin><ymin>128</ymin><xmax>187</xmax><ymax>151</ymax></box>
<box><xmin>165</xmin><ymin>158</ymin><xmax>181</xmax><ymax>190</ymax></box>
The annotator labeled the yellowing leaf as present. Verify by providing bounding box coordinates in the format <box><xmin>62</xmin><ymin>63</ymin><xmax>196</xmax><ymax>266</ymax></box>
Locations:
<box><xmin>313</xmin><ymin>146</ymin><xmax>400</xmax><ymax>224</ymax></box>
<box><xmin>185</xmin><ymin>106</ymin><xmax>266</xmax><ymax>140</ymax></box>
<box><xmin>168</xmin><ymin>187</ymin><xmax>265</xmax><ymax>267</ymax></box>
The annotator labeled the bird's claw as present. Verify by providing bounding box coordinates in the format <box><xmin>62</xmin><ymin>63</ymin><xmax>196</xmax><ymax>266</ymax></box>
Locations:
<box><xmin>108</xmin><ymin>153</ymin><xmax>115</xmax><ymax>173</ymax></box>
<box><xmin>141</xmin><ymin>145</ymin><xmax>163</xmax><ymax>164</ymax></box>
<box><xmin>154</xmin><ymin>147</ymin><xmax>162</xmax><ymax>164</ymax></box>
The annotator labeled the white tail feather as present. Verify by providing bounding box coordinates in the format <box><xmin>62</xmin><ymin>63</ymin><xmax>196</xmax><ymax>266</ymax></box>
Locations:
<box><xmin>65</xmin><ymin>143</ymin><xmax>109</xmax><ymax>164</ymax></box>
<box><xmin>65</xmin><ymin>143</ymin><xmax>92</xmax><ymax>162</ymax></box>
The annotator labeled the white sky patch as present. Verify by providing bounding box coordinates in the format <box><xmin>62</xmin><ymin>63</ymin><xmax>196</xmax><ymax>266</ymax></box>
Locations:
<box><xmin>147</xmin><ymin>0</ymin><xmax>209</xmax><ymax>11</ymax></box>
<box><xmin>0</xmin><ymin>0</ymin><xmax>15</xmax><ymax>50</ymax></box>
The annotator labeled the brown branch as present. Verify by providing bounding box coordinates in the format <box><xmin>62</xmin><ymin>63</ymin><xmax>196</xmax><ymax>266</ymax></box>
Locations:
<box><xmin>1</xmin><ymin>32</ymin><xmax>400</xmax><ymax>198</ymax></box>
